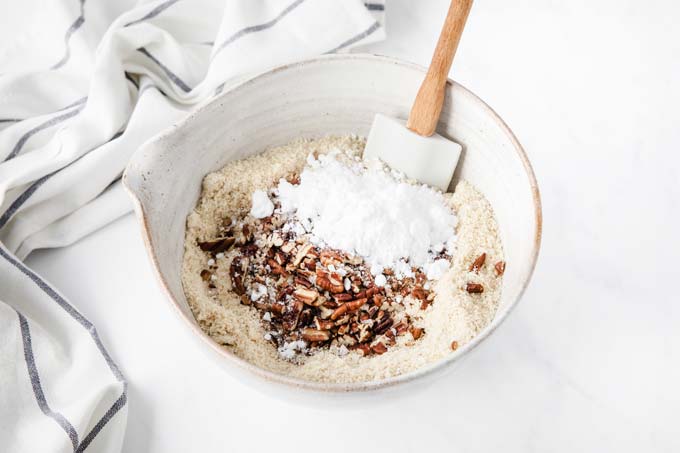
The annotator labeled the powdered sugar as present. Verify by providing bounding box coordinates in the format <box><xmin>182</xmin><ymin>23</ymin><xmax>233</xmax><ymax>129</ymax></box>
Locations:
<box><xmin>249</xmin><ymin>189</ymin><xmax>274</xmax><ymax>218</ymax></box>
<box><xmin>276</xmin><ymin>150</ymin><xmax>457</xmax><ymax>278</ymax></box>
<box><xmin>278</xmin><ymin>340</ymin><xmax>307</xmax><ymax>360</ymax></box>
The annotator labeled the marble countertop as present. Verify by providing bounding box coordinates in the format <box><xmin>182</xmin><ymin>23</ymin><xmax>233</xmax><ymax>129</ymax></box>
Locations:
<box><xmin>27</xmin><ymin>0</ymin><xmax>680</xmax><ymax>451</ymax></box>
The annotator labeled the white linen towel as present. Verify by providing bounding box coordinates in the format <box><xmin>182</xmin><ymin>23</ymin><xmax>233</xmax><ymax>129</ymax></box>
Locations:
<box><xmin>0</xmin><ymin>1</ymin><xmax>385</xmax><ymax>451</ymax></box>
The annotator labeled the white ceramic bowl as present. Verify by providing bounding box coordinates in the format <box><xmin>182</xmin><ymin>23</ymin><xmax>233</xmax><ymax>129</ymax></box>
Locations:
<box><xmin>123</xmin><ymin>54</ymin><xmax>541</xmax><ymax>396</ymax></box>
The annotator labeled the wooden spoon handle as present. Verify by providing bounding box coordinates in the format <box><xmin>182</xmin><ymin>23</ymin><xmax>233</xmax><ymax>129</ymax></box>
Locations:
<box><xmin>406</xmin><ymin>0</ymin><xmax>473</xmax><ymax>136</ymax></box>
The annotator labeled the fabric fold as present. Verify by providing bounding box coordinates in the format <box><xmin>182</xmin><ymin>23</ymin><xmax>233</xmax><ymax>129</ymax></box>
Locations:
<box><xmin>0</xmin><ymin>0</ymin><xmax>386</xmax><ymax>450</ymax></box>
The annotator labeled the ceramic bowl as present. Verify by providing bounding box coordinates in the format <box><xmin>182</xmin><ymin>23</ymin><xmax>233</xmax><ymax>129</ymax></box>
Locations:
<box><xmin>123</xmin><ymin>54</ymin><xmax>541</xmax><ymax>396</ymax></box>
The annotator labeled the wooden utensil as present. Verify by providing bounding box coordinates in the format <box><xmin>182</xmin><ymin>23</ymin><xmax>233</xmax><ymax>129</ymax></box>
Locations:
<box><xmin>364</xmin><ymin>0</ymin><xmax>473</xmax><ymax>191</ymax></box>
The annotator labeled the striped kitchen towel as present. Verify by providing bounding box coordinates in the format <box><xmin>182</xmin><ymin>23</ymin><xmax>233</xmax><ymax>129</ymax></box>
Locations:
<box><xmin>0</xmin><ymin>0</ymin><xmax>385</xmax><ymax>451</ymax></box>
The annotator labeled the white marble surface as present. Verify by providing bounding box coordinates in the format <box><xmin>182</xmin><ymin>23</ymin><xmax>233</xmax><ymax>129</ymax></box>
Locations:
<box><xmin>26</xmin><ymin>0</ymin><xmax>680</xmax><ymax>451</ymax></box>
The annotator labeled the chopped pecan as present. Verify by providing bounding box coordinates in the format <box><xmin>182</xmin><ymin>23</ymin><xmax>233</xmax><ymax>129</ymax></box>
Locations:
<box><xmin>465</xmin><ymin>282</ymin><xmax>484</xmax><ymax>294</ymax></box>
<box><xmin>314</xmin><ymin>318</ymin><xmax>335</xmax><ymax>330</ymax></box>
<box><xmin>293</xmin><ymin>287</ymin><xmax>319</xmax><ymax>305</ymax></box>
<box><xmin>333</xmin><ymin>293</ymin><xmax>353</xmax><ymax>302</ymax></box>
<box><xmin>345</xmin><ymin>298</ymin><xmax>367</xmax><ymax>312</ymax></box>
<box><xmin>357</xmin><ymin>323</ymin><xmax>373</xmax><ymax>343</ymax></box>
<box><xmin>318</xmin><ymin>305</ymin><xmax>334</xmax><ymax>320</ymax></box>
<box><xmin>469</xmin><ymin>253</ymin><xmax>486</xmax><ymax>273</ymax></box>
<box><xmin>239</xmin><ymin>294</ymin><xmax>251</xmax><ymax>306</ymax></box>
<box><xmin>197</xmin><ymin>236</ymin><xmax>235</xmax><ymax>253</ymax></box>
<box><xmin>394</xmin><ymin>322</ymin><xmax>409</xmax><ymax>335</ymax></box>
<box><xmin>355</xmin><ymin>344</ymin><xmax>371</xmax><ymax>356</ymax></box>
<box><xmin>299</xmin><ymin>309</ymin><xmax>312</xmax><ymax>326</ymax></box>
<box><xmin>267</xmin><ymin>259</ymin><xmax>286</xmax><ymax>276</ymax></box>
<box><xmin>330</xmin><ymin>303</ymin><xmax>348</xmax><ymax>321</ymax></box>
<box><xmin>294</xmin><ymin>276</ymin><xmax>312</xmax><ymax>288</ymax></box>
<box><xmin>373</xmin><ymin>316</ymin><xmax>394</xmax><ymax>335</ymax></box>
<box><xmin>371</xmin><ymin>342</ymin><xmax>388</xmax><ymax>355</ymax></box>
<box><xmin>282</xmin><ymin>300</ymin><xmax>303</xmax><ymax>331</ymax></box>
<box><xmin>410</xmin><ymin>327</ymin><xmax>424</xmax><ymax>340</ymax></box>
<box><xmin>270</xmin><ymin>302</ymin><xmax>285</xmax><ymax>316</ymax></box>
<box><xmin>494</xmin><ymin>261</ymin><xmax>506</xmax><ymax>276</ymax></box>
<box><xmin>232</xmin><ymin>275</ymin><xmax>245</xmax><ymax>295</ymax></box>
<box><xmin>301</xmin><ymin>328</ymin><xmax>330</xmax><ymax>342</ymax></box>
<box><xmin>293</xmin><ymin>243</ymin><xmax>313</xmax><ymax>266</ymax></box>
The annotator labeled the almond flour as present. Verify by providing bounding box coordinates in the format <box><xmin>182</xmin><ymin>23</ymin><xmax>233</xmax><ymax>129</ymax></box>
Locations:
<box><xmin>181</xmin><ymin>135</ymin><xmax>504</xmax><ymax>383</ymax></box>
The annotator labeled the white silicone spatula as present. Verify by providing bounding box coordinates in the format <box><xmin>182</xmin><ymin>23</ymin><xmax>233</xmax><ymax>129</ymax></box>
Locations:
<box><xmin>364</xmin><ymin>0</ymin><xmax>473</xmax><ymax>191</ymax></box>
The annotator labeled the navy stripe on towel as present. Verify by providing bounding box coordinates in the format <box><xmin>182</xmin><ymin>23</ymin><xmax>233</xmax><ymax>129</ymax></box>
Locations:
<box><xmin>0</xmin><ymin>246</ymin><xmax>127</xmax><ymax>451</ymax></box>
<box><xmin>51</xmin><ymin>0</ymin><xmax>87</xmax><ymax>70</ymax></box>
<box><xmin>364</xmin><ymin>2</ymin><xmax>385</xmax><ymax>11</ymax></box>
<box><xmin>17</xmin><ymin>310</ymin><xmax>80</xmax><ymax>451</ymax></box>
<box><xmin>3</xmin><ymin>97</ymin><xmax>87</xmax><ymax>162</ymax></box>
<box><xmin>213</xmin><ymin>0</ymin><xmax>305</xmax><ymax>58</ymax></box>
<box><xmin>124</xmin><ymin>0</ymin><xmax>180</xmax><ymax>27</ymax></box>
<box><xmin>137</xmin><ymin>47</ymin><xmax>192</xmax><ymax>93</ymax></box>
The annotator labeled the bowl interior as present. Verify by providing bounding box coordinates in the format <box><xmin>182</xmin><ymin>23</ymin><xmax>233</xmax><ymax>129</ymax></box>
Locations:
<box><xmin>123</xmin><ymin>54</ymin><xmax>541</xmax><ymax>391</ymax></box>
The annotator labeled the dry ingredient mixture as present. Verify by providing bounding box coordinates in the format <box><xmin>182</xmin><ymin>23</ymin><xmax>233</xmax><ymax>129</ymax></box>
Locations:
<box><xmin>182</xmin><ymin>135</ymin><xmax>505</xmax><ymax>383</ymax></box>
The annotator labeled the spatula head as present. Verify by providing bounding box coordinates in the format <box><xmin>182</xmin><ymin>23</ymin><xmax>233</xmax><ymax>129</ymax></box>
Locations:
<box><xmin>363</xmin><ymin>114</ymin><xmax>462</xmax><ymax>191</ymax></box>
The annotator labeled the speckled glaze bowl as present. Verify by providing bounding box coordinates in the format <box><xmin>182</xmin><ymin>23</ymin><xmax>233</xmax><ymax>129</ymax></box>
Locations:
<box><xmin>123</xmin><ymin>54</ymin><xmax>541</xmax><ymax>397</ymax></box>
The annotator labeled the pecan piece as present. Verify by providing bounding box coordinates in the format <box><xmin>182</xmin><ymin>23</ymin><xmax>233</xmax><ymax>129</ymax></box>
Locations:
<box><xmin>273</xmin><ymin>250</ymin><xmax>286</xmax><ymax>265</ymax></box>
<box><xmin>197</xmin><ymin>236</ymin><xmax>235</xmax><ymax>253</ymax></box>
<box><xmin>345</xmin><ymin>298</ymin><xmax>367</xmax><ymax>313</ymax></box>
<box><xmin>465</xmin><ymin>282</ymin><xmax>484</xmax><ymax>294</ymax></box>
<box><xmin>371</xmin><ymin>342</ymin><xmax>388</xmax><ymax>355</ymax></box>
<box><xmin>450</xmin><ymin>340</ymin><xmax>459</xmax><ymax>351</ymax></box>
<box><xmin>232</xmin><ymin>275</ymin><xmax>245</xmax><ymax>295</ymax></box>
<box><xmin>293</xmin><ymin>287</ymin><xmax>319</xmax><ymax>306</ymax></box>
<box><xmin>314</xmin><ymin>318</ymin><xmax>335</xmax><ymax>331</ymax></box>
<box><xmin>242</xmin><ymin>224</ymin><xmax>252</xmax><ymax>242</ymax></box>
<box><xmin>320</xmin><ymin>250</ymin><xmax>344</xmax><ymax>266</ymax></box>
<box><xmin>301</xmin><ymin>258</ymin><xmax>316</xmax><ymax>271</ymax></box>
<box><xmin>294</xmin><ymin>276</ymin><xmax>312</xmax><ymax>288</ymax></box>
<box><xmin>293</xmin><ymin>243</ymin><xmax>313</xmax><ymax>266</ymax></box>
<box><xmin>317</xmin><ymin>276</ymin><xmax>332</xmax><ymax>292</ymax></box>
<box><xmin>301</xmin><ymin>328</ymin><xmax>330</xmax><ymax>342</ymax></box>
<box><xmin>373</xmin><ymin>316</ymin><xmax>394</xmax><ymax>335</ymax></box>
<box><xmin>239</xmin><ymin>294</ymin><xmax>251</xmax><ymax>306</ymax></box>
<box><xmin>330</xmin><ymin>303</ymin><xmax>348</xmax><ymax>321</ymax></box>
<box><xmin>267</xmin><ymin>259</ymin><xmax>286</xmax><ymax>276</ymax></box>
<box><xmin>270</xmin><ymin>302</ymin><xmax>285</xmax><ymax>316</ymax></box>
<box><xmin>494</xmin><ymin>261</ymin><xmax>506</xmax><ymax>276</ymax></box>
<box><xmin>410</xmin><ymin>327</ymin><xmax>424</xmax><ymax>340</ymax></box>
<box><xmin>411</xmin><ymin>287</ymin><xmax>428</xmax><ymax>301</ymax></box>
<box><xmin>282</xmin><ymin>300</ymin><xmax>303</xmax><ymax>331</ymax></box>
<box><xmin>355</xmin><ymin>344</ymin><xmax>371</xmax><ymax>356</ymax></box>
<box><xmin>318</xmin><ymin>305</ymin><xmax>334</xmax><ymax>320</ymax></box>
<box><xmin>394</xmin><ymin>322</ymin><xmax>409</xmax><ymax>336</ymax></box>
<box><xmin>280</xmin><ymin>242</ymin><xmax>295</xmax><ymax>253</ymax></box>
<box><xmin>357</xmin><ymin>324</ymin><xmax>373</xmax><ymax>343</ymax></box>
<box><xmin>469</xmin><ymin>253</ymin><xmax>486</xmax><ymax>273</ymax></box>
<box><xmin>299</xmin><ymin>308</ymin><xmax>312</xmax><ymax>326</ymax></box>
<box><xmin>327</xmin><ymin>272</ymin><xmax>345</xmax><ymax>293</ymax></box>
<box><xmin>333</xmin><ymin>292</ymin><xmax>353</xmax><ymax>302</ymax></box>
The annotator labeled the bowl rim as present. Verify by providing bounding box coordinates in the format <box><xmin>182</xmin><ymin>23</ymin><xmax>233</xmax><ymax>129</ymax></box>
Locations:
<box><xmin>123</xmin><ymin>53</ymin><xmax>542</xmax><ymax>393</ymax></box>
